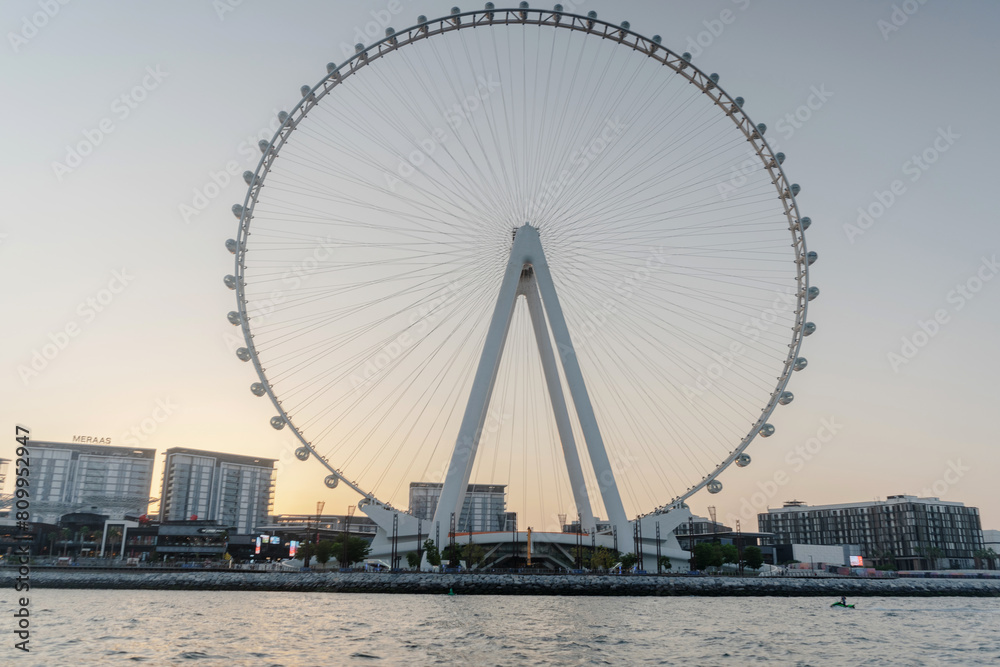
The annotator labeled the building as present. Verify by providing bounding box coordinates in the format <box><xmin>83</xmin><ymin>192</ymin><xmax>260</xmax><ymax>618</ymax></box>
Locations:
<box><xmin>265</xmin><ymin>513</ymin><xmax>378</xmax><ymax>541</ymax></box>
<box><xmin>159</xmin><ymin>448</ymin><xmax>275</xmax><ymax>534</ymax></box>
<box><xmin>29</xmin><ymin>441</ymin><xmax>155</xmax><ymax>523</ymax></box>
<box><xmin>409</xmin><ymin>482</ymin><xmax>508</xmax><ymax>532</ymax></box>
<box><xmin>0</xmin><ymin>457</ymin><xmax>9</xmax><ymax>494</ymax></box>
<box><xmin>758</xmin><ymin>496</ymin><xmax>985</xmax><ymax>570</ymax></box>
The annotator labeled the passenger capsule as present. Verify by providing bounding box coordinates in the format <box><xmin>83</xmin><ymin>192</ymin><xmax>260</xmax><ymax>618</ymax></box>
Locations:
<box><xmin>756</xmin><ymin>123</ymin><xmax>766</xmax><ymax>135</ymax></box>
<box><xmin>620</xmin><ymin>21</ymin><xmax>630</xmax><ymax>30</ymax></box>
<box><xmin>227</xmin><ymin>311</ymin><xmax>241</xmax><ymax>326</ymax></box>
<box><xmin>355</xmin><ymin>43</ymin><xmax>365</xmax><ymax>53</ymax></box>
<box><xmin>803</xmin><ymin>322</ymin><xmax>816</xmax><ymax>336</ymax></box>
<box><xmin>236</xmin><ymin>348</ymin><xmax>251</xmax><ymax>362</ymax></box>
<box><xmin>270</xmin><ymin>416</ymin><xmax>286</xmax><ymax>430</ymax></box>
<box><xmin>278</xmin><ymin>111</ymin><xmax>289</xmax><ymax>123</ymax></box>
<box><xmin>798</xmin><ymin>216</ymin><xmax>811</xmax><ymax>230</ymax></box>
<box><xmin>225</xmin><ymin>239</ymin><xmax>238</xmax><ymax>254</ymax></box>
<box><xmin>778</xmin><ymin>391</ymin><xmax>794</xmax><ymax>405</ymax></box>
<box><xmin>775</xmin><ymin>152</ymin><xmax>785</xmax><ymax>164</ymax></box>
<box><xmin>231</xmin><ymin>204</ymin><xmax>243</xmax><ymax>219</ymax></box>
<box><xmin>552</xmin><ymin>3</ymin><xmax>561</xmax><ymax>11</ymax></box>
<box><xmin>224</xmin><ymin>275</ymin><xmax>237</xmax><ymax>290</ymax></box>
<box><xmin>324</xmin><ymin>474</ymin><xmax>340</xmax><ymax>489</ymax></box>
<box><xmin>707</xmin><ymin>480</ymin><xmax>723</xmax><ymax>494</ymax></box>
<box><xmin>486</xmin><ymin>2</ymin><xmax>496</xmax><ymax>9</ymax></box>
<box><xmin>759</xmin><ymin>423</ymin><xmax>775</xmax><ymax>437</ymax></box>
<box><xmin>807</xmin><ymin>286</ymin><xmax>820</xmax><ymax>301</ymax></box>
<box><xmin>417</xmin><ymin>15</ymin><xmax>427</xmax><ymax>24</ymax></box>
<box><xmin>790</xmin><ymin>183</ymin><xmax>801</xmax><ymax>196</ymax></box>
<box><xmin>518</xmin><ymin>2</ymin><xmax>528</xmax><ymax>8</ymax></box>
<box><xmin>734</xmin><ymin>96</ymin><xmax>744</xmax><ymax>107</ymax></box>
<box><xmin>736</xmin><ymin>453</ymin><xmax>751</xmax><ymax>468</ymax></box>
<box><xmin>295</xmin><ymin>446</ymin><xmax>310</xmax><ymax>460</ymax></box>
<box><xmin>682</xmin><ymin>52</ymin><xmax>692</xmax><ymax>62</ymax></box>
<box><xmin>258</xmin><ymin>139</ymin><xmax>270</xmax><ymax>154</ymax></box>
<box><xmin>793</xmin><ymin>357</ymin><xmax>808</xmax><ymax>371</ymax></box>
<box><xmin>250</xmin><ymin>382</ymin><xmax>266</xmax><ymax>396</ymax></box>
<box><xmin>242</xmin><ymin>171</ymin><xmax>254</xmax><ymax>186</ymax></box>
<box><xmin>652</xmin><ymin>35</ymin><xmax>662</xmax><ymax>44</ymax></box>
<box><xmin>807</xmin><ymin>251</ymin><xmax>818</xmax><ymax>266</ymax></box>
<box><xmin>326</xmin><ymin>62</ymin><xmax>337</xmax><ymax>74</ymax></box>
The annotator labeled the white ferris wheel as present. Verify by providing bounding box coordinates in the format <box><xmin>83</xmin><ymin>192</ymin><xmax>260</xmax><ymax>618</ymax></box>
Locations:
<box><xmin>225</xmin><ymin>4</ymin><xmax>817</xmax><ymax>560</ymax></box>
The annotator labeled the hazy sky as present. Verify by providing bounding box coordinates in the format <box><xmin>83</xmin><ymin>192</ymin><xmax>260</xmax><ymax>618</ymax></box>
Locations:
<box><xmin>3</xmin><ymin>0</ymin><xmax>998</xmax><ymax>532</ymax></box>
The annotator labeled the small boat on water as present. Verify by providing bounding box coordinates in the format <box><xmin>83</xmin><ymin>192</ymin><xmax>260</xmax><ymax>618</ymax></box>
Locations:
<box><xmin>830</xmin><ymin>602</ymin><xmax>855</xmax><ymax>608</ymax></box>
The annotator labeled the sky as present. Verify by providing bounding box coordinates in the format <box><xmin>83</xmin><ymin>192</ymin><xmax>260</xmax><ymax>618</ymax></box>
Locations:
<box><xmin>2</xmin><ymin>0</ymin><xmax>998</xmax><ymax>532</ymax></box>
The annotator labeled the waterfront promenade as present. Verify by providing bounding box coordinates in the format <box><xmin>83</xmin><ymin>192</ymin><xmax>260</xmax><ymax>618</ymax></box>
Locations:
<box><xmin>10</xmin><ymin>569</ymin><xmax>1000</xmax><ymax>596</ymax></box>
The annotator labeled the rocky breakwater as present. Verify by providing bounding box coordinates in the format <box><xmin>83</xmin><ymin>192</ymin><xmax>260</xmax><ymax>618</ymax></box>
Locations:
<box><xmin>10</xmin><ymin>569</ymin><xmax>1000</xmax><ymax>596</ymax></box>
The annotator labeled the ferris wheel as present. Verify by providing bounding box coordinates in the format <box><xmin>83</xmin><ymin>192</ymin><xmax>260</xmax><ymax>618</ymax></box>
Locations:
<box><xmin>225</xmin><ymin>4</ymin><xmax>817</xmax><ymax>539</ymax></box>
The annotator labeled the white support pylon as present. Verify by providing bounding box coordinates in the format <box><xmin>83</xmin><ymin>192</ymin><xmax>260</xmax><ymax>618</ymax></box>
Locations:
<box><xmin>520</xmin><ymin>270</ymin><xmax>597</xmax><ymax>535</ymax></box>
<box><xmin>431</xmin><ymin>224</ymin><xmax>627</xmax><ymax>548</ymax></box>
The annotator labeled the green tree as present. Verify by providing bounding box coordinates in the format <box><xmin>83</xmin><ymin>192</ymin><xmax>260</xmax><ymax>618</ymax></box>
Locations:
<box><xmin>423</xmin><ymin>539</ymin><xmax>441</xmax><ymax>567</ymax></box>
<box><xmin>742</xmin><ymin>545</ymin><xmax>764</xmax><ymax>571</ymax></box>
<box><xmin>106</xmin><ymin>527</ymin><xmax>123</xmax><ymax>557</ymax></box>
<box><xmin>619</xmin><ymin>552</ymin><xmax>638</xmax><ymax>571</ymax></box>
<box><xmin>314</xmin><ymin>540</ymin><xmax>335</xmax><ymax>567</ymax></box>
<box><xmin>60</xmin><ymin>528</ymin><xmax>72</xmax><ymax>556</ymax></box>
<box><xmin>590</xmin><ymin>547</ymin><xmax>618</xmax><ymax>571</ymax></box>
<box><xmin>721</xmin><ymin>544</ymin><xmax>739</xmax><ymax>565</ymax></box>
<box><xmin>332</xmin><ymin>533</ymin><xmax>371</xmax><ymax>567</ymax></box>
<box><xmin>299</xmin><ymin>541</ymin><xmax>314</xmax><ymax>567</ymax></box>
<box><xmin>462</xmin><ymin>542</ymin><xmax>485</xmax><ymax>569</ymax></box>
<box><xmin>406</xmin><ymin>551</ymin><xmax>421</xmax><ymax>569</ymax></box>
<box><xmin>693</xmin><ymin>542</ymin><xmax>723</xmax><ymax>570</ymax></box>
<box><xmin>442</xmin><ymin>543</ymin><xmax>462</xmax><ymax>566</ymax></box>
<box><xmin>658</xmin><ymin>555</ymin><xmax>673</xmax><ymax>573</ymax></box>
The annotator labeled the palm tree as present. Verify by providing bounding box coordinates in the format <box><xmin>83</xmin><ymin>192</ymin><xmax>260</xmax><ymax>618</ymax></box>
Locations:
<box><xmin>60</xmin><ymin>528</ymin><xmax>72</xmax><ymax>556</ymax></box>
<box><xmin>106</xmin><ymin>527</ymin><xmax>123</xmax><ymax>558</ymax></box>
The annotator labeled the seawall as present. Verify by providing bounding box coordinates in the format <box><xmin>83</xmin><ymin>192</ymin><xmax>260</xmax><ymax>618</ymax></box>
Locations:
<box><xmin>9</xmin><ymin>570</ymin><xmax>1000</xmax><ymax>596</ymax></box>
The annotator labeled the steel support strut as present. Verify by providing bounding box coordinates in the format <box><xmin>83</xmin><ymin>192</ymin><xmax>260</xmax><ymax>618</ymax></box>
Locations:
<box><xmin>431</xmin><ymin>224</ymin><xmax>626</xmax><ymax>546</ymax></box>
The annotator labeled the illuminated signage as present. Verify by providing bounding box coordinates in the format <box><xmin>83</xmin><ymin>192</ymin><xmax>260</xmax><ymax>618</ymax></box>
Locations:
<box><xmin>289</xmin><ymin>541</ymin><xmax>298</xmax><ymax>558</ymax></box>
<box><xmin>255</xmin><ymin>537</ymin><xmax>262</xmax><ymax>555</ymax></box>
<box><xmin>849</xmin><ymin>555</ymin><xmax>864</xmax><ymax>567</ymax></box>
<box><xmin>269</xmin><ymin>536</ymin><xmax>281</xmax><ymax>545</ymax></box>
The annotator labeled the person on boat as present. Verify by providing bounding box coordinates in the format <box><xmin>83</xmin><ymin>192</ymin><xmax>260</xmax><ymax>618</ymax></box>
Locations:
<box><xmin>840</xmin><ymin>596</ymin><xmax>847</xmax><ymax>606</ymax></box>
